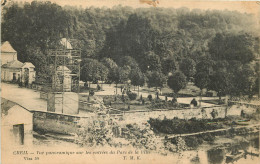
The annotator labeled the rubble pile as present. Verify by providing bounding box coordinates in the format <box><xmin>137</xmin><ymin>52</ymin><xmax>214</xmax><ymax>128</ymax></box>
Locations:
<box><xmin>74</xmin><ymin>117</ymin><xmax>114</xmax><ymax>147</ymax></box>
<box><xmin>120</xmin><ymin>123</ymin><xmax>168</xmax><ymax>153</ymax></box>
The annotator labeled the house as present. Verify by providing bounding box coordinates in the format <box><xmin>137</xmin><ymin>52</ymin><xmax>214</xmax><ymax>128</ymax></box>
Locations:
<box><xmin>1</xmin><ymin>98</ymin><xmax>33</xmax><ymax>146</ymax></box>
<box><xmin>21</xmin><ymin>62</ymin><xmax>36</xmax><ymax>85</ymax></box>
<box><xmin>1</xmin><ymin>60</ymin><xmax>24</xmax><ymax>82</ymax></box>
<box><xmin>1</xmin><ymin>41</ymin><xmax>36</xmax><ymax>85</ymax></box>
<box><xmin>1</xmin><ymin>61</ymin><xmax>36</xmax><ymax>86</ymax></box>
<box><xmin>1</xmin><ymin>41</ymin><xmax>17</xmax><ymax>66</ymax></box>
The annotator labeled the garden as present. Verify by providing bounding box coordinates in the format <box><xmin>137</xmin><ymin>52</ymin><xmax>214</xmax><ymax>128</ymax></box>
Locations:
<box><xmin>101</xmin><ymin>91</ymin><xmax>188</xmax><ymax>112</ymax></box>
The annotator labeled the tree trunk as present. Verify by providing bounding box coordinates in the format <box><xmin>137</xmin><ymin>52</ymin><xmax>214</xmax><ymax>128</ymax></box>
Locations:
<box><xmin>116</xmin><ymin>83</ymin><xmax>118</xmax><ymax>95</ymax></box>
<box><xmin>138</xmin><ymin>86</ymin><xmax>139</xmax><ymax>96</ymax></box>
<box><xmin>199</xmin><ymin>89</ymin><xmax>202</xmax><ymax>107</ymax></box>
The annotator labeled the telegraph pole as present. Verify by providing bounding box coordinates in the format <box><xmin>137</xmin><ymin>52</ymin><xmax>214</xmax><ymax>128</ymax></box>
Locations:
<box><xmin>258</xmin><ymin>57</ymin><xmax>260</xmax><ymax>98</ymax></box>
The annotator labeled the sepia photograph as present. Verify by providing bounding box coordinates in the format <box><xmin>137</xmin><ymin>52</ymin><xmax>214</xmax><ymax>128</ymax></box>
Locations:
<box><xmin>1</xmin><ymin>0</ymin><xmax>260</xmax><ymax>163</ymax></box>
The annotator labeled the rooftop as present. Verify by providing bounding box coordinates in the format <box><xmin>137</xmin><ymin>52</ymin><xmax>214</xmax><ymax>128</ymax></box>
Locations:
<box><xmin>1</xmin><ymin>41</ymin><xmax>16</xmax><ymax>53</ymax></box>
<box><xmin>2</xmin><ymin>60</ymin><xmax>24</xmax><ymax>69</ymax></box>
<box><xmin>60</xmin><ymin>38</ymin><xmax>73</xmax><ymax>50</ymax></box>
<box><xmin>22</xmin><ymin>62</ymin><xmax>35</xmax><ymax>68</ymax></box>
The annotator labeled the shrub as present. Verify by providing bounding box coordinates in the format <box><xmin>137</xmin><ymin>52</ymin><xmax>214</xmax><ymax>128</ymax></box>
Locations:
<box><xmin>148</xmin><ymin>118</ymin><xmax>224</xmax><ymax>134</ymax></box>
<box><xmin>89</xmin><ymin>90</ymin><xmax>95</xmax><ymax>96</ymax></box>
<box><xmin>148</xmin><ymin>94</ymin><xmax>152</xmax><ymax>101</ymax></box>
<box><xmin>201</xmin><ymin>133</ymin><xmax>215</xmax><ymax>142</ymax></box>
<box><xmin>127</xmin><ymin>92</ymin><xmax>137</xmax><ymax>100</ymax></box>
<box><xmin>184</xmin><ymin>136</ymin><xmax>199</xmax><ymax>149</ymax></box>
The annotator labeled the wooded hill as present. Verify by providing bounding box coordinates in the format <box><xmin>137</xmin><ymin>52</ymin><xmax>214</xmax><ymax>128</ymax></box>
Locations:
<box><xmin>2</xmin><ymin>1</ymin><xmax>259</xmax><ymax>97</ymax></box>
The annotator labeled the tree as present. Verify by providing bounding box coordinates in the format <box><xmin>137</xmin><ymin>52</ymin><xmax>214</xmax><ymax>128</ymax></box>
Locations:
<box><xmin>129</xmin><ymin>67</ymin><xmax>145</xmax><ymax>95</ymax></box>
<box><xmin>118</xmin><ymin>65</ymin><xmax>131</xmax><ymax>84</ymax></box>
<box><xmin>194</xmin><ymin>58</ymin><xmax>213</xmax><ymax>106</ymax></box>
<box><xmin>237</xmin><ymin>64</ymin><xmax>256</xmax><ymax>97</ymax></box>
<box><xmin>208</xmin><ymin>33</ymin><xmax>256</xmax><ymax>64</ymax></box>
<box><xmin>179</xmin><ymin>58</ymin><xmax>196</xmax><ymax>81</ymax></box>
<box><xmin>118</xmin><ymin>56</ymin><xmax>139</xmax><ymax>69</ymax></box>
<box><xmin>27</xmin><ymin>47</ymin><xmax>50</xmax><ymax>83</ymax></box>
<box><xmin>194</xmin><ymin>59</ymin><xmax>213</xmax><ymax>90</ymax></box>
<box><xmin>1</xmin><ymin>1</ymin><xmax>72</xmax><ymax>62</ymax></box>
<box><xmin>208</xmin><ymin>32</ymin><xmax>258</xmax><ymax>99</ymax></box>
<box><xmin>81</xmin><ymin>58</ymin><xmax>108</xmax><ymax>87</ymax></box>
<box><xmin>208</xmin><ymin>69</ymin><xmax>230</xmax><ymax>102</ymax></box>
<box><xmin>167</xmin><ymin>71</ymin><xmax>187</xmax><ymax>96</ymax></box>
<box><xmin>101</xmin><ymin>58</ymin><xmax>118</xmax><ymax>83</ymax></box>
<box><xmin>253</xmin><ymin>77</ymin><xmax>259</xmax><ymax>98</ymax></box>
<box><xmin>146</xmin><ymin>71</ymin><xmax>167</xmax><ymax>89</ymax></box>
<box><xmin>161</xmin><ymin>56</ymin><xmax>179</xmax><ymax>75</ymax></box>
<box><xmin>144</xmin><ymin>51</ymin><xmax>162</xmax><ymax>72</ymax></box>
<box><xmin>112</xmin><ymin>67</ymin><xmax>121</xmax><ymax>95</ymax></box>
<box><xmin>2</xmin><ymin>3</ymin><xmax>259</xmax><ymax>101</ymax></box>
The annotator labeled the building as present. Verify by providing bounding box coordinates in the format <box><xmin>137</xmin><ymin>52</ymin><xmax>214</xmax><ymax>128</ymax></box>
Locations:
<box><xmin>22</xmin><ymin>62</ymin><xmax>36</xmax><ymax>85</ymax></box>
<box><xmin>1</xmin><ymin>41</ymin><xmax>17</xmax><ymax>66</ymax></box>
<box><xmin>1</xmin><ymin>98</ymin><xmax>33</xmax><ymax>146</ymax></box>
<box><xmin>1</xmin><ymin>61</ymin><xmax>36</xmax><ymax>85</ymax></box>
<box><xmin>1</xmin><ymin>60</ymin><xmax>24</xmax><ymax>82</ymax></box>
<box><xmin>60</xmin><ymin>38</ymin><xmax>73</xmax><ymax>50</ymax></box>
<box><xmin>1</xmin><ymin>41</ymin><xmax>36</xmax><ymax>85</ymax></box>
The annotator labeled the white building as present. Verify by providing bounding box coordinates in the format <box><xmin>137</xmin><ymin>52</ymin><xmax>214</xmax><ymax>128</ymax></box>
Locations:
<box><xmin>22</xmin><ymin>62</ymin><xmax>36</xmax><ymax>84</ymax></box>
<box><xmin>1</xmin><ymin>41</ymin><xmax>17</xmax><ymax>66</ymax></box>
<box><xmin>1</xmin><ymin>103</ymin><xmax>33</xmax><ymax>146</ymax></box>
<box><xmin>1</xmin><ymin>41</ymin><xmax>36</xmax><ymax>85</ymax></box>
<box><xmin>1</xmin><ymin>60</ymin><xmax>24</xmax><ymax>82</ymax></box>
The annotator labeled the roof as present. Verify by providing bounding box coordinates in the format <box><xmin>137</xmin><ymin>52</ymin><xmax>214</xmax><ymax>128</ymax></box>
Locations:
<box><xmin>57</xmin><ymin>66</ymin><xmax>71</xmax><ymax>72</ymax></box>
<box><xmin>1</xmin><ymin>98</ymin><xmax>31</xmax><ymax>117</ymax></box>
<box><xmin>22</xmin><ymin>62</ymin><xmax>35</xmax><ymax>68</ymax></box>
<box><xmin>2</xmin><ymin>60</ymin><xmax>24</xmax><ymax>69</ymax></box>
<box><xmin>1</xmin><ymin>41</ymin><xmax>17</xmax><ymax>53</ymax></box>
<box><xmin>1</xmin><ymin>98</ymin><xmax>17</xmax><ymax>116</ymax></box>
<box><xmin>60</xmin><ymin>38</ymin><xmax>73</xmax><ymax>50</ymax></box>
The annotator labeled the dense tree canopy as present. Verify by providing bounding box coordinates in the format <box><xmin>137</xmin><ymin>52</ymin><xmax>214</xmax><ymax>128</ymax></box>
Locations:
<box><xmin>146</xmin><ymin>71</ymin><xmax>166</xmax><ymax>89</ymax></box>
<box><xmin>2</xmin><ymin>1</ymin><xmax>259</xmax><ymax>97</ymax></box>
<box><xmin>167</xmin><ymin>71</ymin><xmax>187</xmax><ymax>94</ymax></box>
<box><xmin>81</xmin><ymin>58</ymin><xmax>108</xmax><ymax>84</ymax></box>
<box><xmin>179</xmin><ymin>58</ymin><xmax>196</xmax><ymax>81</ymax></box>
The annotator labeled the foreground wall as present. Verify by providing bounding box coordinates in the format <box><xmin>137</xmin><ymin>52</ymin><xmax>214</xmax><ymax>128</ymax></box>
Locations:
<box><xmin>33</xmin><ymin>111</ymin><xmax>85</xmax><ymax>135</ymax></box>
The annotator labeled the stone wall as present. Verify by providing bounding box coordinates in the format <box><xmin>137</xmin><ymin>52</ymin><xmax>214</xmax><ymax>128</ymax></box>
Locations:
<box><xmin>33</xmin><ymin>111</ymin><xmax>87</xmax><ymax>135</ymax></box>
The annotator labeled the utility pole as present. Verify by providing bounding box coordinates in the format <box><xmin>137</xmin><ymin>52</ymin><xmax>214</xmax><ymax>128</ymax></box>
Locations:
<box><xmin>258</xmin><ymin>56</ymin><xmax>260</xmax><ymax>98</ymax></box>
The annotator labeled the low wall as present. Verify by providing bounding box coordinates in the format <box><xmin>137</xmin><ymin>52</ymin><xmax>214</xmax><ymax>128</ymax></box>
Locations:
<box><xmin>121</xmin><ymin>105</ymin><xmax>243</xmax><ymax>125</ymax></box>
<box><xmin>229</xmin><ymin>101</ymin><xmax>260</xmax><ymax>109</ymax></box>
<box><xmin>33</xmin><ymin>111</ymin><xmax>87</xmax><ymax>135</ymax></box>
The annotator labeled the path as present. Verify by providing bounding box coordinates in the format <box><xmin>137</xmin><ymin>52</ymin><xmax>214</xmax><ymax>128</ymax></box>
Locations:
<box><xmin>1</xmin><ymin>83</ymin><xmax>47</xmax><ymax>111</ymax></box>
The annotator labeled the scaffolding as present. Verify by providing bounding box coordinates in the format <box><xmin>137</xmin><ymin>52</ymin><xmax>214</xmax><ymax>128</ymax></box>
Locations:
<box><xmin>46</xmin><ymin>41</ymin><xmax>81</xmax><ymax>114</ymax></box>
